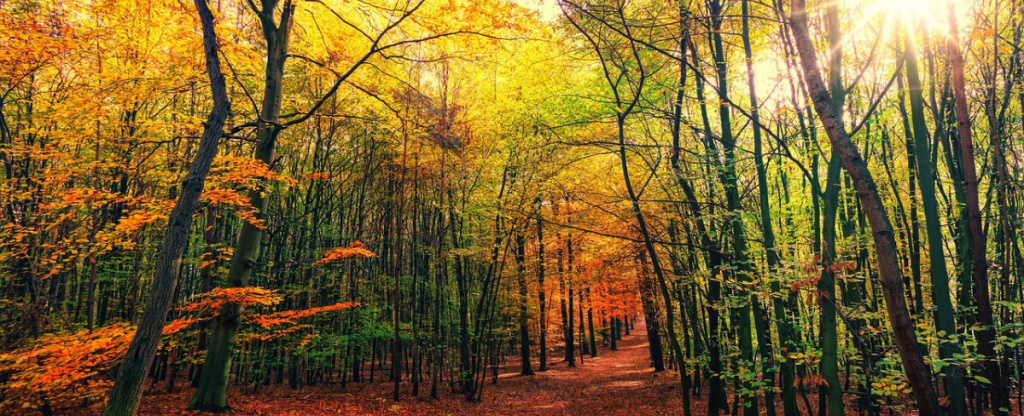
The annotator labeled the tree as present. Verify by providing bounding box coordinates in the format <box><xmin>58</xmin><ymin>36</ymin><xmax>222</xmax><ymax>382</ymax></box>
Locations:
<box><xmin>946</xmin><ymin>5</ymin><xmax>1003</xmax><ymax>413</ymax></box>
<box><xmin>788</xmin><ymin>0</ymin><xmax>941</xmax><ymax>414</ymax></box>
<box><xmin>103</xmin><ymin>0</ymin><xmax>230</xmax><ymax>412</ymax></box>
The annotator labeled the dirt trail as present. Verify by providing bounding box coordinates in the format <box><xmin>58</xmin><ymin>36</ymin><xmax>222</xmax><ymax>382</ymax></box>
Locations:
<box><xmin>129</xmin><ymin>319</ymin><xmax>689</xmax><ymax>415</ymax></box>
<box><xmin>480</xmin><ymin>318</ymin><xmax>687</xmax><ymax>415</ymax></box>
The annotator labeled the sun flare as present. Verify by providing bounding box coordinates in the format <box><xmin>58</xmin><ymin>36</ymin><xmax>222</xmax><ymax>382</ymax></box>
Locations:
<box><xmin>861</xmin><ymin>0</ymin><xmax>951</xmax><ymax>26</ymax></box>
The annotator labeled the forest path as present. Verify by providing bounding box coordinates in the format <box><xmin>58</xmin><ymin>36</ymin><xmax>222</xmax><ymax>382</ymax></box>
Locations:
<box><xmin>131</xmin><ymin>318</ymin><xmax>687</xmax><ymax>415</ymax></box>
<box><xmin>481</xmin><ymin>318</ymin><xmax>686</xmax><ymax>415</ymax></box>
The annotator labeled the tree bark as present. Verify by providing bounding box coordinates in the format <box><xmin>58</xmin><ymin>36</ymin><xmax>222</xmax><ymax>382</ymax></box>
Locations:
<box><xmin>788</xmin><ymin>1</ymin><xmax>941</xmax><ymax>414</ymax></box>
<box><xmin>536</xmin><ymin>212</ymin><xmax>549</xmax><ymax>371</ymax></box>
<box><xmin>947</xmin><ymin>6</ymin><xmax>1004</xmax><ymax>413</ymax></box>
<box><xmin>103</xmin><ymin>0</ymin><xmax>230</xmax><ymax>413</ymax></box>
<box><xmin>638</xmin><ymin>252</ymin><xmax>665</xmax><ymax>372</ymax></box>
<box><xmin>818</xmin><ymin>5</ymin><xmax>844</xmax><ymax>415</ymax></box>
<box><xmin>516</xmin><ymin>231</ymin><xmax>534</xmax><ymax>376</ymax></box>
<box><xmin>189</xmin><ymin>0</ymin><xmax>294</xmax><ymax>411</ymax></box>
<box><xmin>905</xmin><ymin>31</ymin><xmax>966</xmax><ymax>415</ymax></box>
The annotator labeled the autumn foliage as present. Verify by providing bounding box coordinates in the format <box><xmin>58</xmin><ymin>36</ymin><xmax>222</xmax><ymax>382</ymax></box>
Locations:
<box><xmin>0</xmin><ymin>324</ymin><xmax>133</xmax><ymax>411</ymax></box>
<box><xmin>313</xmin><ymin>241</ymin><xmax>377</xmax><ymax>266</ymax></box>
<box><xmin>251</xmin><ymin>303</ymin><xmax>360</xmax><ymax>330</ymax></box>
<box><xmin>0</xmin><ymin>287</ymin><xmax>358</xmax><ymax>414</ymax></box>
<box><xmin>4</xmin><ymin>0</ymin><xmax>1024</xmax><ymax>415</ymax></box>
<box><xmin>178</xmin><ymin>287</ymin><xmax>283</xmax><ymax>314</ymax></box>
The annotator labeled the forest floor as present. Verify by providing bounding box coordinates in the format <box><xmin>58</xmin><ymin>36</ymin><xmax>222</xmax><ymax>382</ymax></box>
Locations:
<box><xmin>115</xmin><ymin>319</ymin><xmax>694</xmax><ymax>415</ymax></box>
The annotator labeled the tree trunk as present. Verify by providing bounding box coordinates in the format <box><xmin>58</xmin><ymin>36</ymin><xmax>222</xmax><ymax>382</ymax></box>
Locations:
<box><xmin>586</xmin><ymin>286</ymin><xmax>597</xmax><ymax>358</ymax></box>
<box><xmin>516</xmin><ymin>231</ymin><xmax>534</xmax><ymax>376</ymax></box>
<box><xmin>788</xmin><ymin>1</ymin><xmax>941</xmax><ymax>414</ymax></box>
<box><xmin>189</xmin><ymin>1</ymin><xmax>294</xmax><ymax>411</ymax></box>
<box><xmin>537</xmin><ymin>213</ymin><xmax>548</xmax><ymax>371</ymax></box>
<box><xmin>638</xmin><ymin>253</ymin><xmax>664</xmax><ymax>372</ymax></box>
<box><xmin>905</xmin><ymin>31</ymin><xmax>966</xmax><ymax>415</ymax></box>
<box><xmin>742</xmin><ymin>2</ymin><xmax>779</xmax><ymax>414</ymax></box>
<box><xmin>947</xmin><ymin>6</ymin><xmax>1003</xmax><ymax>414</ymax></box>
<box><xmin>818</xmin><ymin>4</ymin><xmax>844</xmax><ymax>415</ymax></box>
<box><xmin>103</xmin><ymin>0</ymin><xmax>230</xmax><ymax>413</ymax></box>
<box><xmin>708</xmin><ymin>2</ymin><xmax>757</xmax><ymax>413</ymax></box>
<box><xmin>565</xmin><ymin>233</ymin><xmax>576</xmax><ymax>366</ymax></box>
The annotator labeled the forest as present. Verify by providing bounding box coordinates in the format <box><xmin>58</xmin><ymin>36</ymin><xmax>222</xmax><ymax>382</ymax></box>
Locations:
<box><xmin>2</xmin><ymin>0</ymin><xmax>1023</xmax><ymax>414</ymax></box>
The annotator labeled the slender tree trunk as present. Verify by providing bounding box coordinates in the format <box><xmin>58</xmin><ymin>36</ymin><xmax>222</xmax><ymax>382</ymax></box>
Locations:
<box><xmin>516</xmin><ymin>231</ymin><xmax>534</xmax><ymax>376</ymax></box>
<box><xmin>818</xmin><ymin>5</ymin><xmax>844</xmax><ymax>415</ymax></box>
<box><xmin>189</xmin><ymin>1</ymin><xmax>294</xmax><ymax>411</ymax></box>
<box><xmin>536</xmin><ymin>213</ymin><xmax>548</xmax><ymax>371</ymax></box>
<box><xmin>392</xmin><ymin>117</ymin><xmax>410</xmax><ymax>402</ymax></box>
<box><xmin>578</xmin><ymin>289</ymin><xmax>586</xmax><ymax>360</ymax></box>
<box><xmin>708</xmin><ymin>2</ymin><xmax>757</xmax><ymax>413</ymax></box>
<box><xmin>565</xmin><ymin>233</ymin><xmax>576</xmax><ymax>366</ymax></box>
<box><xmin>741</xmin><ymin>2</ymin><xmax>778</xmax><ymax>414</ymax></box>
<box><xmin>638</xmin><ymin>253</ymin><xmax>665</xmax><ymax>372</ymax></box>
<box><xmin>681</xmin><ymin>39</ymin><xmax>727</xmax><ymax>415</ymax></box>
<box><xmin>819</xmin><ymin>153</ymin><xmax>843</xmax><ymax>416</ymax></box>
<box><xmin>897</xmin><ymin>74</ymin><xmax>927</xmax><ymax>320</ymax></box>
<box><xmin>905</xmin><ymin>30</ymin><xmax>966</xmax><ymax>415</ymax></box>
<box><xmin>586</xmin><ymin>286</ymin><xmax>596</xmax><ymax>358</ymax></box>
<box><xmin>788</xmin><ymin>2</ymin><xmax>941</xmax><ymax>414</ymax></box>
<box><xmin>947</xmin><ymin>7</ymin><xmax>1003</xmax><ymax>414</ymax></box>
<box><xmin>103</xmin><ymin>1</ymin><xmax>230</xmax><ymax>413</ymax></box>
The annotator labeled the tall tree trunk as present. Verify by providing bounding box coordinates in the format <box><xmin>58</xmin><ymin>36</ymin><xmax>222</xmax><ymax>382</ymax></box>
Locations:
<box><xmin>103</xmin><ymin>1</ymin><xmax>230</xmax><ymax>413</ymax></box>
<box><xmin>818</xmin><ymin>4</ymin><xmax>844</xmax><ymax>415</ymax></box>
<box><xmin>638</xmin><ymin>252</ymin><xmax>665</xmax><ymax>372</ymax></box>
<box><xmin>536</xmin><ymin>212</ymin><xmax>549</xmax><ymax>371</ymax></box>
<box><xmin>392</xmin><ymin>118</ymin><xmax>410</xmax><ymax>401</ymax></box>
<box><xmin>905</xmin><ymin>30</ymin><xmax>966</xmax><ymax>416</ymax></box>
<box><xmin>708</xmin><ymin>2</ymin><xmax>757</xmax><ymax>413</ymax></box>
<box><xmin>819</xmin><ymin>153</ymin><xmax>843</xmax><ymax>416</ymax></box>
<box><xmin>947</xmin><ymin>6</ymin><xmax>1003</xmax><ymax>414</ymax></box>
<box><xmin>897</xmin><ymin>74</ymin><xmax>927</xmax><ymax>320</ymax></box>
<box><xmin>741</xmin><ymin>2</ymin><xmax>780</xmax><ymax>414</ymax></box>
<box><xmin>565</xmin><ymin>232</ymin><xmax>576</xmax><ymax>366</ymax></box>
<box><xmin>586</xmin><ymin>286</ymin><xmax>597</xmax><ymax>358</ymax></box>
<box><xmin>189</xmin><ymin>1</ymin><xmax>294</xmax><ymax>411</ymax></box>
<box><xmin>455</xmin><ymin>215</ymin><xmax>474</xmax><ymax>394</ymax></box>
<box><xmin>681</xmin><ymin>38</ymin><xmax>728</xmax><ymax>415</ymax></box>
<box><xmin>788</xmin><ymin>1</ymin><xmax>941</xmax><ymax>414</ymax></box>
<box><xmin>516</xmin><ymin>231</ymin><xmax>534</xmax><ymax>376</ymax></box>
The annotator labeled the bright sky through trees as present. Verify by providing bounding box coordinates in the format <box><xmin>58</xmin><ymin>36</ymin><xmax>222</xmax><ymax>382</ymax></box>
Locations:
<box><xmin>511</xmin><ymin>0</ymin><xmax>561</xmax><ymax>22</ymax></box>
